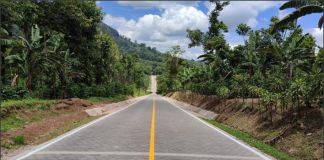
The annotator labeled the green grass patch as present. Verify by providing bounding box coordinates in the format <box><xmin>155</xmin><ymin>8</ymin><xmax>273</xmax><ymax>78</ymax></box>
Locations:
<box><xmin>12</xmin><ymin>135</ymin><xmax>25</xmax><ymax>145</ymax></box>
<box><xmin>1</xmin><ymin>114</ymin><xmax>28</xmax><ymax>132</ymax></box>
<box><xmin>134</xmin><ymin>89</ymin><xmax>151</xmax><ymax>97</ymax></box>
<box><xmin>1</xmin><ymin>135</ymin><xmax>25</xmax><ymax>149</ymax></box>
<box><xmin>1</xmin><ymin>99</ymin><xmax>57</xmax><ymax>109</ymax></box>
<box><xmin>86</xmin><ymin>95</ymin><xmax>129</xmax><ymax>103</ymax></box>
<box><xmin>200</xmin><ymin>118</ymin><xmax>295</xmax><ymax>160</ymax></box>
<box><xmin>1</xmin><ymin>141</ymin><xmax>14</xmax><ymax>149</ymax></box>
<box><xmin>108</xmin><ymin>95</ymin><xmax>128</xmax><ymax>102</ymax></box>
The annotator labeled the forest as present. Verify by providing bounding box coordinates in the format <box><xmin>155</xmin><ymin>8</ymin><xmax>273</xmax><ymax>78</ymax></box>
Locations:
<box><xmin>99</xmin><ymin>23</ymin><xmax>167</xmax><ymax>75</ymax></box>
<box><xmin>0</xmin><ymin>1</ymin><xmax>162</xmax><ymax>101</ymax></box>
<box><xmin>157</xmin><ymin>1</ymin><xmax>323</xmax><ymax>123</ymax></box>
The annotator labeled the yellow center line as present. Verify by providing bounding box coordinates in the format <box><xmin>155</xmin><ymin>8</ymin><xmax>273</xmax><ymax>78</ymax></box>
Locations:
<box><xmin>149</xmin><ymin>96</ymin><xmax>155</xmax><ymax>160</ymax></box>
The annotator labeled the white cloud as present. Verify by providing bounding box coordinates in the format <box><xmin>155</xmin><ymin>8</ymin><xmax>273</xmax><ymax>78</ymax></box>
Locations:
<box><xmin>229</xmin><ymin>44</ymin><xmax>238</xmax><ymax>49</ymax></box>
<box><xmin>310</xmin><ymin>28</ymin><xmax>323</xmax><ymax>48</ymax></box>
<box><xmin>96</xmin><ymin>1</ymin><xmax>100</xmax><ymax>5</ymax></box>
<box><xmin>103</xmin><ymin>5</ymin><xmax>209</xmax><ymax>60</ymax></box>
<box><xmin>205</xmin><ymin>1</ymin><xmax>281</xmax><ymax>29</ymax></box>
<box><xmin>278</xmin><ymin>10</ymin><xmax>289</xmax><ymax>20</ymax></box>
<box><xmin>103</xmin><ymin>14</ymin><xmax>127</xmax><ymax>28</ymax></box>
<box><xmin>117</xmin><ymin>1</ymin><xmax>199</xmax><ymax>9</ymax></box>
<box><xmin>303</xmin><ymin>28</ymin><xmax>323</xmax><ymax>53</ymax></box>
<box><xmin>103</xmin><ymin>1</ymin><xmax>291</xmax><ymax>60</ymax></box>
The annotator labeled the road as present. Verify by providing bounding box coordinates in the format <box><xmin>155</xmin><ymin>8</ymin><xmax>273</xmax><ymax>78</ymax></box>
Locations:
<box><xmin>16</xmin><ymin>75</ymin><xmax>269</xmax><ymax>160</ymax></box>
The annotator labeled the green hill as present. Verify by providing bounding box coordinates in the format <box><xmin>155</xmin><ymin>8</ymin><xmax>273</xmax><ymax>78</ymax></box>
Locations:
<box><xmin>99</xmin><ymin>23</ymin><xmax>165</xmax><ymax>75</ymax></box>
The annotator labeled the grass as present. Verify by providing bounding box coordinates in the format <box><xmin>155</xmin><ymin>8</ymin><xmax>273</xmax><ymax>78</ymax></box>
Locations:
<box><xmin>86</xmin><ymin>97</ymin><xmax>111</xmax><ymax>103</ymax></box>
<box><xmin>1</xmin><ymin>114</ymin><xmax>27</xmax><ymax>132</ymax></box>
<box><xmin>200</xmin><ymin>117</ymin><xmax>295</xmax><ymax>160</ymax></box>
<box><xmin>1</xmin><ymin>99</ymin><xmax>57</xmax><ymax>109</ymax></box>
<box><xmin>108</xmin><ymin>95</ymin><xmax>128</xmax><ymax>102</ymax></box>
<box><xmin>2</xmin><ymin>116</ymin><xmax>102</xmax><ymax>149</ymax></box>
<box><xmin>134</xmin><ymin>89</ymin><xmax>152</xmax><ymax>97</ymax></box>
<box><xmin>86</xmin><ymin>95</ymin><xmax>129</xmax><ymax>103</ymax></box>
<box><xmin>1</xmin><ymin>135</ymin><xmax>25</xmax><ymax>149</ymax></box>
<box><xmin>12</xmin><ymin>135</ymin><xmax>25</xmax><ymax>145</ymax></box>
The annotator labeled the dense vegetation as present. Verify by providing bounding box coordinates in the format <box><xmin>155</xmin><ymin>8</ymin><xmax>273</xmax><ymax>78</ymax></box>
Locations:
<box><xmin>1</xmin><ymin>1</ymin><xmax>153</xmax><ymax>101</ymax></box>
<box><xmin>99</xmin><ymin>23</ymin><xmax>166</xmax><ymax>75</ymax></box>
<box><xmin>157</xmin><ymin>1</ymin><xmax>323</xmax><ymax>124</ymax></box>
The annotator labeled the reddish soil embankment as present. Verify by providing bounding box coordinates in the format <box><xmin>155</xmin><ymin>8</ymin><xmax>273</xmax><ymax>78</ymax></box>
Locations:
<box><xmin>166</xmin><ymin>91</ymin><xmax>323</xmax><ymax>160</ymax></box>
<box><xmin>1</xmin><ymin>98</ymin><xmax>108</xmax><ymax>159</ymax></box>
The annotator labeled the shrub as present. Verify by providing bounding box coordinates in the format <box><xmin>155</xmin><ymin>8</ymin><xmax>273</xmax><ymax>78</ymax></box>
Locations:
<box><xmin>30</xmin><ymin>86</ymin><xmax>52</xmax><ymax>99</ymax></box>
<box><xmin>124</xmin><ymin>84</ymin><xmax>136</xmax><ymax>96</ymax></box>
<box><xmin>103</xmin><ymin>83</ymin><xmax>115</xmax><ymax>97</ymax></box>
<box><xmin>67</xmin><ymin>83</ymin><xmax>91</xmax><ymax>99</ymax></box>
<box><xmin>12</xmin><ymin>135</ymin><xmax>25</xmax><ymax>145</ymax></box>
<box><xmin>1</xmin><ymin>142</ymin><xmax>13</xmax><ymax>149</ymax></box>
<box><xmin>1</xmin><ymin>85</ymin><xmax>30</xmax><ymax>100</ymax></box>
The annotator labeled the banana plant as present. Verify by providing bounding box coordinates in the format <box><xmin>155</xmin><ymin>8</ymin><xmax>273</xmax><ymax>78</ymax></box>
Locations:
<box><xmin>1</xmin><ymin>28</ymin><xmax>13</xmax><ymax>46</ymax></box>
<box><xmin>259</xmin><ymin>28</ymin><xmax>311</xmax><ymax>77</ymax></box>
<box><xmin>271</xmin><ymin>1</ymin><xmax>323</xmax><ymax>33</ymax></box>
<box><xmin>242</xmin><ymin>30</ymin><xmax>258</xmax><ymax>81</ymax></box>
<box><xmin>5</xmin><ymin>24</ymin><xmax>64</xmax><ymax>90</ymax></box>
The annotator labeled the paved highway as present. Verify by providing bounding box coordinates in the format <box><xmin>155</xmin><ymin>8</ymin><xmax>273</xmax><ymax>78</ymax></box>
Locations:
<box><xmin>16</xmin><ymin>76</ymin><xmax>269</xmax><ymax>160</ymax></box>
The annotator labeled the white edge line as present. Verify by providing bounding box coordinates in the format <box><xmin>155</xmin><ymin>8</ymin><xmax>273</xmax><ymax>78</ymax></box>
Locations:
<box><xmin>15</xmin><ymin>95</ymin><xmax>151</xmax><ymax>160</ymax></box>
<box><xmin>159</xmin><ymin>96</ymin><xmax>272</xmax><ymax>160</ymax></box>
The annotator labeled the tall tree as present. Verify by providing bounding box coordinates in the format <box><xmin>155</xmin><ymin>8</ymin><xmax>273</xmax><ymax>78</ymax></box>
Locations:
<box><xmin>236</xmin><ymin>23</ymin><xmax>252</xmax><ymax>42</ymax></box>
<box><xmin>186</xmin><ymin>1</ymin><xmax>229</xmax><ymax>58</ymax></box>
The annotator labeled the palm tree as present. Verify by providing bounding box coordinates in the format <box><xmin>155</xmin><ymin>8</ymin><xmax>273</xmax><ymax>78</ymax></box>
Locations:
<box><xmin>271</xmin><ymin>1</ymin><xmax>323</xmax><ymax>33</ymax></box>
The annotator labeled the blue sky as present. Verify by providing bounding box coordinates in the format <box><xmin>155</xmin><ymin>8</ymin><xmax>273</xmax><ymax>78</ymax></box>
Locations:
<box><xmin>97</xmin><ymin>1</ymin><xmax>323</xmax><ymax>60</ymax></box>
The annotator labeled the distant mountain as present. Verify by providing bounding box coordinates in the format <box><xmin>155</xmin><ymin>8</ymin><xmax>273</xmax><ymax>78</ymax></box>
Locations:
<box><xmin>99</xmin><ymin>23</ymin><xmax>165</xmax><ymax>74</ymax></box>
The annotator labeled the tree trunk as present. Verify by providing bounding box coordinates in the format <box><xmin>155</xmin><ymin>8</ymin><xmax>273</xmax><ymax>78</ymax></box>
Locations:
<box><xmin>251</xmin><ymin>96</ymin><xmax>254</xmax><ymax>110</ymax></box>
<box><xmin>53</xmin><ymin>72</ymin><xmax>57</xmax><ymax>99</ymax></box>
<box><xmin>11</xmin><ymin>74</ymin><xmax>18</xmax><ymax>86</ymax></box>
<box><xmin>270</xmin><ymin>106</ymin><xmax>273</xmax><ymax>125</ymax></box>
<box><xmin>297</xmin><ymin>91</ymin><xmax>300</xmax><ymax>118</ymax></box>
<box><xmin>27</xmin><ymin>72</ymin><xmax>32</xmax><ymax>90</ymax></box>
<box><xmin>249</xmin><ymin>66</ymin><xmax>252</xmax><ymax>82</ymax></box>
<box><xmin>279</xmin><ymin>60</ymin><xmax>282</xmax><ymax>74</ymax></box>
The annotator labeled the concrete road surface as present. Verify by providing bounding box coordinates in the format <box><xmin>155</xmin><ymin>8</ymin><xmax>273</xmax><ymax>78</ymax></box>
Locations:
<box><xmin>15</xmin><ymin>76</ymin><xmax>270</xmax><ymax>160</ymax></box>
<box><xmin>151</xmin><ymin>75</ymin><xmax>157</xmax><ymax>93</ymax></box>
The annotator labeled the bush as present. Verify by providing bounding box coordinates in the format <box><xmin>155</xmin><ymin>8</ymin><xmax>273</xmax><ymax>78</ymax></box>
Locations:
<box><xmin>67</xmin><ymin>83</ymin><xmax>91</xmax><ymax>99</ymax></box>
<box><xmin>30</xmin><ymin>86</ymin><xmax>52</xmax><ymax>99</ymax></box>
<box><xmin>91</xmin><ymin>83</ymin><xmax>116</xmax><ymax>97</ymax></box>
<box><xmin>1</xmin><ymin>85</ymin><xmax>30</xmax><ymax>100</ymax></box>
<box><xmin>12</xmin><ymin>135</ymin><xmax>25</xmax><ymax>145</ymax></box>
<box><xmin>318</xmin><ymin>98</ymin><xmax>323</xmax><ymax>107</ymax></box>
<box><xmin>124</xmin><ymin>84</ymin><xmax>136</xmax><ymax>96</ymax></box>
<box><xmin>114</xmin><ymin>82</ymin><xmax>124</xmax><ymax>95</ymax></box>
<box><xmin>103</xmin><ymin>83</ymin><xmax>115</xmax><ymax>97</ymax></box>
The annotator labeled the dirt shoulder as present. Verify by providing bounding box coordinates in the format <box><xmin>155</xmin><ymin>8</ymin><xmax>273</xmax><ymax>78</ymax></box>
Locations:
<box><xmin>165</xmin><ymin>91</ymin><xmax>323</xmax><ymax>160</ymax></box>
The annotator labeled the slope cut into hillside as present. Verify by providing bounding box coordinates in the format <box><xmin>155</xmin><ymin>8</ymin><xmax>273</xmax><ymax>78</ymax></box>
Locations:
<box><xmin>166</xmin><ymin>91</ymin><xmax>323</xmax><ymax>160</ymax></box>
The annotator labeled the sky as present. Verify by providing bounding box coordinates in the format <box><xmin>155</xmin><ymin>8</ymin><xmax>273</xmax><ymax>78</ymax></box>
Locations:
<box><xmin>96</xmin><ymin>1</ymin><xmax>323</xmax><ymax>60</ymax></box>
